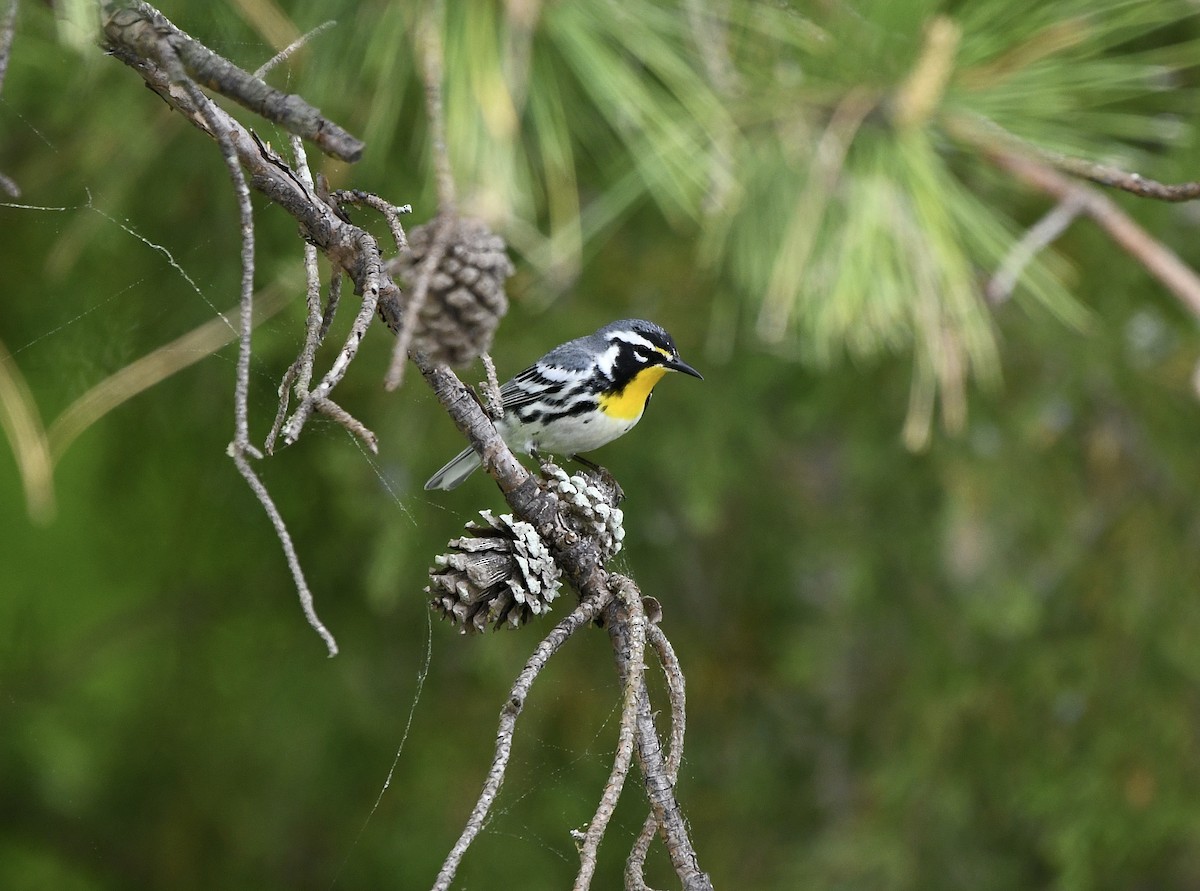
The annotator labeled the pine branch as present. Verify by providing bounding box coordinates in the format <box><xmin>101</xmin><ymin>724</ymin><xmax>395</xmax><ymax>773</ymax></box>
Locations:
<box><xmin>988</xmin><ymin>149</ymin><xmax>1200</xmax><ymax>319</ymax></box>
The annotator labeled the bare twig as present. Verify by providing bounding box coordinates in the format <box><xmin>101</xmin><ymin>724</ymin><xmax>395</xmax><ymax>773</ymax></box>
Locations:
<box><xmin>314</xmin><ymin>396</ymin><xmax>378</xmax><ymax>452</ymax></box>
<box><xmin>431</xmin><ymin>595</ymin><xmax>609</xmax><ymax>891</ymax></box>
<box><xmin>279</xmin><ymin>252</ymin><xmax>381</xmax><ymax>445</ymax></box>
<box><xmin>385</xmin><ymin>213</ymin><xmax>453</xmax><ymax>391</ymax></box>
<box><xmin>317</xmin><ymin>267</ymin><xmax>343</xmax><ymax>344</ymax></box>
<box><xmin>1026</xmin><ymin>146</ymin><xmax>1200</xmax><ymax>203</ymax></box>
<box><xmin>480</xmin><ymin>352</ymin><xmax>504</xmax><ymax>421</ymax></box>
<box><xmin>331</xmin><ymin>189</ymin><xmax>412</xmax><ymax>253</ymax></box>
<box><xmin>187</xmin><ymin>65</ymin><xmax>340</xmax><ymax>653</ymax></box>
<box><xmin>185</xmin><ymin>77</ymin><xmax>257</xmax><ymax>450</ymax></box>
<box><xmin>229</xmin><ymin>448</ymin><xmax>339</xmax><ymax>656</ymax></box>
<box><xmin>419</xmin><ymin>0</ymin><xmax>455</xmax><ymax>212</ymax></box>
<box><xmin>951</xmin><ymin>115</ymin><xmax>1200</xmax><ymax>203</ymax></box>
<box><xmin>573</xmin><ymin>577</ymin><xmax>646</xmax><ymax>891</ymax></box>
<box><xmin>253</xmin><ymin>19</ymin><xmax>337</xmax><ymax>79</ymax></box>
<box><xmin>265</xmin><ymin>163</ymin><xmax>323</xmax><ymax>455</ymax></box>
<box><xmin>101</xmin><ymin>2</ymin><xmax>363</xmax><ymax>161</ymax></box>
<box><xmin>265</xmin><ymin>147</ymin><xmax>381</xmax><ymax>454</ymax></box>
<box><xmin>988</xmin><ymin>149</ymin><xmax>1200</xmax><ymax>318</ymax></box>
<box><xmin>986</xmin><ymin>195</ymin><xmax>1084</xmax><ymax>305</ymax></box>
<box><xmin>626</xmin><ymin>623</ymin><xmax>688</xmax><ymax>890</ymax></box>
<box><xmin>608</xmin><ymin>587</ymin><xmax>712</xmax><ymax>891</ymax></box>
<box><xmin>104</xmin><ymin>6</ymin><xmax>342</xmax><ymax>653</ymax></box>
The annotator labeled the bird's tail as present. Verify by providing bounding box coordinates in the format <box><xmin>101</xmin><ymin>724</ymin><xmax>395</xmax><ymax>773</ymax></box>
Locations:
<box><xmin>424</xmin><ymin>447</ymin><xmax>483</xmax><ymax>491</ymax></box>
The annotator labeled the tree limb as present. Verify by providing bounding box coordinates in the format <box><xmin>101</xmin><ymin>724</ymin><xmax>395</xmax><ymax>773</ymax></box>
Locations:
<box><xmin>987</xmin><ymin>149</ymin><xmax>1200</xmax><ymax>318</ymax></box>
<box><xmin>101</xmin><ymin>2</ymin><xmax>363</xmax><ymax>161</ymax></box>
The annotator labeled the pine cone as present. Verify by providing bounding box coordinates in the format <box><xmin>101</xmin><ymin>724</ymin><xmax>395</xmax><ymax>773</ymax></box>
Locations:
<box><xmin>428</xmin><ymin>510</ymin><xmax>561</xmax><ymax>634</ymax></box>
<box><xmin>385</xmin><ymin>216</ymin><xmax>512</xmax><ymax>366</ymax></box>
<box><xmin>539</xmin><ymin>463</ymin><xmax>625</xmax><ymax>561</ymax></box>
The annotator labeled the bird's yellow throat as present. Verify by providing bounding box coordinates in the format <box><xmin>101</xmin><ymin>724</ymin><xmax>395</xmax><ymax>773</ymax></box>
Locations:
<box><xmin>598</xmin><ymin>366</ymin><xmax>669</xmax><ymax>420</ymax></box>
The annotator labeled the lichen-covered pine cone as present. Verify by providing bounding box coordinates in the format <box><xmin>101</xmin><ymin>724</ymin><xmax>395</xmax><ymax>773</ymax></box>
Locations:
<box><xmin>538</xmin><ymin>463</ymin><xmax>625</xmax><ymax>561</ymax></box>
<box><xmin>385</xmin><ymin>215</ymin><xmax>512</xmax><ymax>366</ymax></box>
<box><xmin>428</xmin><ymin>510</ymin><xmax>561</xmax><ymax>634</ymax></box>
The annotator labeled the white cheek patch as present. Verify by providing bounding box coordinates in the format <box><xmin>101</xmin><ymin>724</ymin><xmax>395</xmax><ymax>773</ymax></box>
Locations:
<box><xmin>596</xmin><ymin>343</ymin><xmax>621</xmax><ymax>376</ymax></box>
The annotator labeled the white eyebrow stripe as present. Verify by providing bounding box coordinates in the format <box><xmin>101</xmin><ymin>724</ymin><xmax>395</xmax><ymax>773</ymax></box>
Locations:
<box><xmin>612</xmin><ymin>332</ymin><xmax>655</xmax><ymax>351</ymax></box>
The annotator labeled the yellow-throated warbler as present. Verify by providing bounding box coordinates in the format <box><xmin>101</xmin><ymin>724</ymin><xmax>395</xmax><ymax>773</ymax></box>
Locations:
<box><xmin>425</xmin><ymin>319</ymin><xmax>702</xmax><ymax>490</ymax></box>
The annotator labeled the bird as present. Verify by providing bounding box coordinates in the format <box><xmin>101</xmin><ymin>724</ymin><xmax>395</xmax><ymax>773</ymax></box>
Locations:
<box><xmin>424</xmin><ymin>319</ymin><xmax>703</xmax><ymax>490</ymax></box>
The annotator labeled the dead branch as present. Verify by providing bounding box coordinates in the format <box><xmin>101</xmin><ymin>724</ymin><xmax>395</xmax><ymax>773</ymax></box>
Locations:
<box><xmin>608</xmin><ymin>584</ymin><xmax>712</xmax><ymax>891</ymax></box>
<box><xmin>102</xmin><ymin>4</ymin><xmax>404</xmax><ymax>323</ymax></box>
<box><xmin>573</xmin><ymin>577</ymin><xmax>647</xmax><ymax>890</ymax></box>
<box><xmin>988</xmin><ymin>149</ymin><xmax>1200</xmax><ymax>319</ymax></box>
<box><xmin>172</xmin><ymin>25</ymin><xmax>340</xmax><ymax>655</ymax></box>
<box><xmin>229</xmin><ymin>445</ymin><xmax>338</xmax><ymax>655</ymax></box>
<box><xmin>431</xmin><ymin>595</ymin><xmax>609</xmax><ymax>891</ymax></box>
<box><xmin>330</xmin><ymin>189</ymin><xmax>412</xmax><ymax>253</ymax></box>
<box><xmin>101</xmin><ymin>2</ymin><xmax>362</xmax><ymax>161</ymax></box>
<box><xmin>253</xmin><ymin>19</ymin><xmax>336</xmax><ymax>80</ymax></box>
<box><xmin>985</xmin><ymin>195</ymin><xmax>1084</xmax><ymax>305</ymax></box>
<box><xmin>627</xmin><ymin>622</ymin><xmax>689</xmax><ymax>889</ymax></box>
<box><xmin>950</xmin><ymin>114</ymin><xmax>1200</xmax><ymax>202</ymax></box>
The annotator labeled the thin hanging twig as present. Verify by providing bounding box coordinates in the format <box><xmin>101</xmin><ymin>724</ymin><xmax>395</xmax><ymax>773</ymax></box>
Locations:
<box><xmin>985</xmin><ymin>195</ymin><xmax>1085</xmax><ymax>305</ymax></box>
<box><xmin>252</xmin><ymin>19</ymin><xmax>337</xmax><ymax>80</ymax></box>
<box><xmin>626</xmin><ymin>622</ymin><xmax>689</xmax><ymax>890</ymax></box>
<box><xmin>431</xmin><ymin>595</ymin><xmax>609</xmax><ymax>891</ymax></box>
<box><xmin>186</xmin><ymin>77</ymin><xmax>339</xmax><ymax>655</ymax></box>
<box><xmin>573</xmin><ymin>577</ymin><xmax>647</xmax><ymax>891</ymax></box>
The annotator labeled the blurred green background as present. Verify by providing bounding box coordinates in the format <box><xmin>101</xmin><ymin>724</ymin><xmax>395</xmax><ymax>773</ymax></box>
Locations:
<box><xmin>4</xmin><ymin>1</ymin><xmax>1200</xmax><ymax>888</ymax></box>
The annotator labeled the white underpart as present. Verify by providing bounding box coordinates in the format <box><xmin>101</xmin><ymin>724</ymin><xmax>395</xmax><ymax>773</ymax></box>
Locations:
<box><xmin>498</xmin><ymin>400</ymin><xmax>644</xmax><ymax>456</ymax></box>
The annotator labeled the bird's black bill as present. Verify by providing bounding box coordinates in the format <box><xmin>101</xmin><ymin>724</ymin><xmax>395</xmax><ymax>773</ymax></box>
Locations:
<box><xmin>667</xmin><ymin>356</ymin><xmax>703</xmax><ymax>380</ymax></box>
